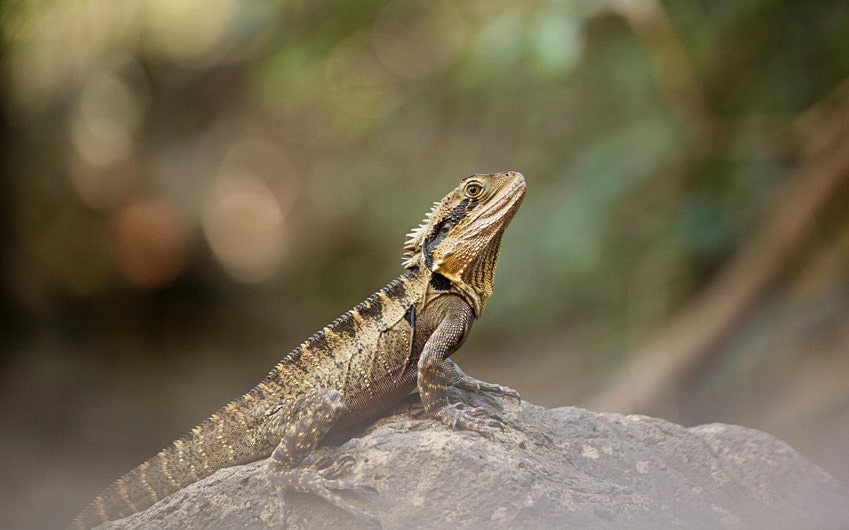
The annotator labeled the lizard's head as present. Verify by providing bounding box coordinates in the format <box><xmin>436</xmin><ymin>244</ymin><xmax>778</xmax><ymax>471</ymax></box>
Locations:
<box><xmin>403</xmin><ymin>171</ymin><xmax>525</xmax><ymax>317</ymax></box>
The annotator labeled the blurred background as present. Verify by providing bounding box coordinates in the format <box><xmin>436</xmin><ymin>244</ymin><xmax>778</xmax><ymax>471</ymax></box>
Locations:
<box><xmin>3</xmin><ymin>0</ymin><xmax>849</xmax><ymax>527</ymax></box>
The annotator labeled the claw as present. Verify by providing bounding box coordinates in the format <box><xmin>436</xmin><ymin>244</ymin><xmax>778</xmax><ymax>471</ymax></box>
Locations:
<box><xmin>435</xmin><ymin>403</ymin><xmax>504</xmax><ymax>436</ymax></box>
<box><xmin>465</xmin><ymin>406</ymin><xmax>490</xmax><ymax>418</ymax></box>
<box><xmin>269</xmin><ymin>459</ymin><xmax>380</xmax><ymax>528</ymax></box>
<box><xmin>501</xmin><ymin>386</ymin><xmax>522</xmax><ymax>404</ymax></box>
<box><xmin>453</xmin><ymin>376</ymin><xmax>522</xmax><ymax>404</ymax></box>
<box><xmin>482</xmin><ymin>383</ymin><xmax>522</xmax><ymax>404</ymax></box>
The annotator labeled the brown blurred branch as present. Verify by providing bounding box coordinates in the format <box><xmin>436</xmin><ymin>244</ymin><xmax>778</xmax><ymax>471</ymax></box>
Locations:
<box><xmin>613</xmin><ymin>0</ymin><xmax>720</xmax><ymax>153</ymax></box>
<box><xmin>589</xmin><ymin>85</ymin><xmax>849</xmax><ymax>414</ymax></box>
<box><xmin>785</xmin><ymin>78</ymin><xmax>849</xmax><ymax>158</ymax></box>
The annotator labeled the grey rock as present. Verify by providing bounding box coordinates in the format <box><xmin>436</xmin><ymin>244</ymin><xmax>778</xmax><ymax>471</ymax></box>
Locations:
<box><xmin>102</xmin><ymin>389</ymin><xmax>849</xmax><ymax>529</ymax></box>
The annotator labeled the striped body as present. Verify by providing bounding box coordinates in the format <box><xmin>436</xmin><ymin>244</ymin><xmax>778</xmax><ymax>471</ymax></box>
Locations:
<box><xmin>72</xmin><ymin>272</ymin><xmax>427</xmax><ymax>527</ymax></box>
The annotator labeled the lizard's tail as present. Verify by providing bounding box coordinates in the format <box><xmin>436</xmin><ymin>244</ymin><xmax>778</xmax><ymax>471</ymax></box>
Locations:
<box><xmin>69</xmin><ymin>437</ymin><xmax>202</xmax><ymax>529</ymax></box>
<box><xmin>69</xmin><ymin>403</ymin><xmax>265</xmax><ymax>530</ymax></box>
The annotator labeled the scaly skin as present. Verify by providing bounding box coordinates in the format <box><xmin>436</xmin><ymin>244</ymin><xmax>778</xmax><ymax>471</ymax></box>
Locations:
<box><xmin>71</xmin><ymin>171</ymin><xmax>526</xmax><ymax>529</ymax></box>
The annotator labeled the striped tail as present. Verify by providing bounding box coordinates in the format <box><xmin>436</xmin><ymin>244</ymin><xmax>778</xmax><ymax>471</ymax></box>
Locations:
<box><xmin>70</xmin><ymin>436</ymin><xmax>204</xmax><ymax>529</ymax></box>
<box><xmin>69</xmin><ymin>404</ymin><xmax>268</xmax><ymax>529</ymax></box>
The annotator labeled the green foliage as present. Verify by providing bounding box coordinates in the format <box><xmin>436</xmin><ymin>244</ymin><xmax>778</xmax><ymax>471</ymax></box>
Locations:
<box><xmin>3</xmin><ymin>0</ymin><xmax>849</xmax><ymax>360</ymax></box>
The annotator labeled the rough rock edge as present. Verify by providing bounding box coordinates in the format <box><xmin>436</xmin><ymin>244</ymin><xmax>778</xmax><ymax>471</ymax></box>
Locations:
<box><xmin>100</xmin><ymin>389</ymin><xmax>849</xmax><ymax>530</ymax></box>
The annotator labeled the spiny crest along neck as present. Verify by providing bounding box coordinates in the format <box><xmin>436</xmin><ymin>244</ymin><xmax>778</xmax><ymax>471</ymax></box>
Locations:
<box><xmin>402</xmin><ymin>172</ymin><xmax>525</xmax><ymax>317</ymax></box>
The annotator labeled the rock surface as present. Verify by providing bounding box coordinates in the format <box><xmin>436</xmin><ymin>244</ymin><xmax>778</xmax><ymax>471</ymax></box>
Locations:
<box><xmin>102</xmin><ymin>388</ymin><xmax>849</xmax><ymax>529</ymax></box>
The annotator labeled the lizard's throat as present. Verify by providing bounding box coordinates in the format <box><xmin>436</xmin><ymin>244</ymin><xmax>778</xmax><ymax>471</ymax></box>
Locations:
<box><xmin>453</xmin><ymin>228</ymin><xmax>505</xmax><ymax>318</ymax></box>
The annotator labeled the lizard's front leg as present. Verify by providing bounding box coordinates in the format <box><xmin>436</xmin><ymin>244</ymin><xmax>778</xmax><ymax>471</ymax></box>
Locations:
<box><xmin>267</xmin><ymin>389</ymin><xmax>378</xmax><ymax>527</ymax></box>
<box><xmin>417</xmin><ymin>297</ymin><xmax>505</xmax><ymax>435</ymax></box>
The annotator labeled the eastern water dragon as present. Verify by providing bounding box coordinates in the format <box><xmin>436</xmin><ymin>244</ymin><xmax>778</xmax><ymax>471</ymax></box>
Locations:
<box><xmin>71</xmin><ymin>171</ymin><xmax>526</xmax><ymax>528</ymax></box>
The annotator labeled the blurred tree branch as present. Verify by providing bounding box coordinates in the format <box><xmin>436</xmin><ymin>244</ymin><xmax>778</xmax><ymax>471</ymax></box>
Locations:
<box><xmin>589</xmin><ymin>79</ymin><xmax>849</xmax><ymax>415</ymax></box>
<box><xmin>612</xmin><ymin>0</ymin><xmax>720</xmax><ymax>153</ymax></box>
<box><xmin>784</xmin><ymin>78</ymin><xmax>849</xmax><ymax>159</ymax></box>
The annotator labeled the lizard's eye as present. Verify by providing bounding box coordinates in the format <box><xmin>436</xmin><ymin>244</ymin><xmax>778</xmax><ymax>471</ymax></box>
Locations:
<box><xmin>464</xmin><ymin>181</ymin><xmax>484</xmax><ymax>198</ymax></box>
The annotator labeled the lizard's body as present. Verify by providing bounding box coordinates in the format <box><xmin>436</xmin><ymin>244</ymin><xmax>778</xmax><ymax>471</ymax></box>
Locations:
<box><xmin>72</xmin><ymin>171</ymin><xmax>525</xmax><ymax>528</ymax></box>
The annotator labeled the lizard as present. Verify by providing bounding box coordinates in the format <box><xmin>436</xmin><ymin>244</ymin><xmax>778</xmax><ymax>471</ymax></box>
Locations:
<box><xmin>70</xmin><ymin>170</ymin><xmax>526</xmax><ymax>529</ymax></box>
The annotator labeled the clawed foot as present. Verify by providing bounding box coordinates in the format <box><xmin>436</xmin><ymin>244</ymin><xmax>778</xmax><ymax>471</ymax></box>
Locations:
<box><xmin>434</xmin><ymin>402</ymin><xmax>505</xmax><ymax>436</ymax></box>
<box><xmin>269</xmin><ymin>457</ymin><xmax>380</xmax><ymax>528</ymax></box>
<box><xmin>467</xmin><ymin>381</ymin><xmax>521</xmax><ymax>403</ymax></box>
<box><xmin>451</xmin><ymin>374</ymin><xmax>522</xmax><ymax>404</ymax></box>
<box><xmin>312</xmin><ymin>454</ymin><xmax>374</xmax><ymax>484</ymax></box>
